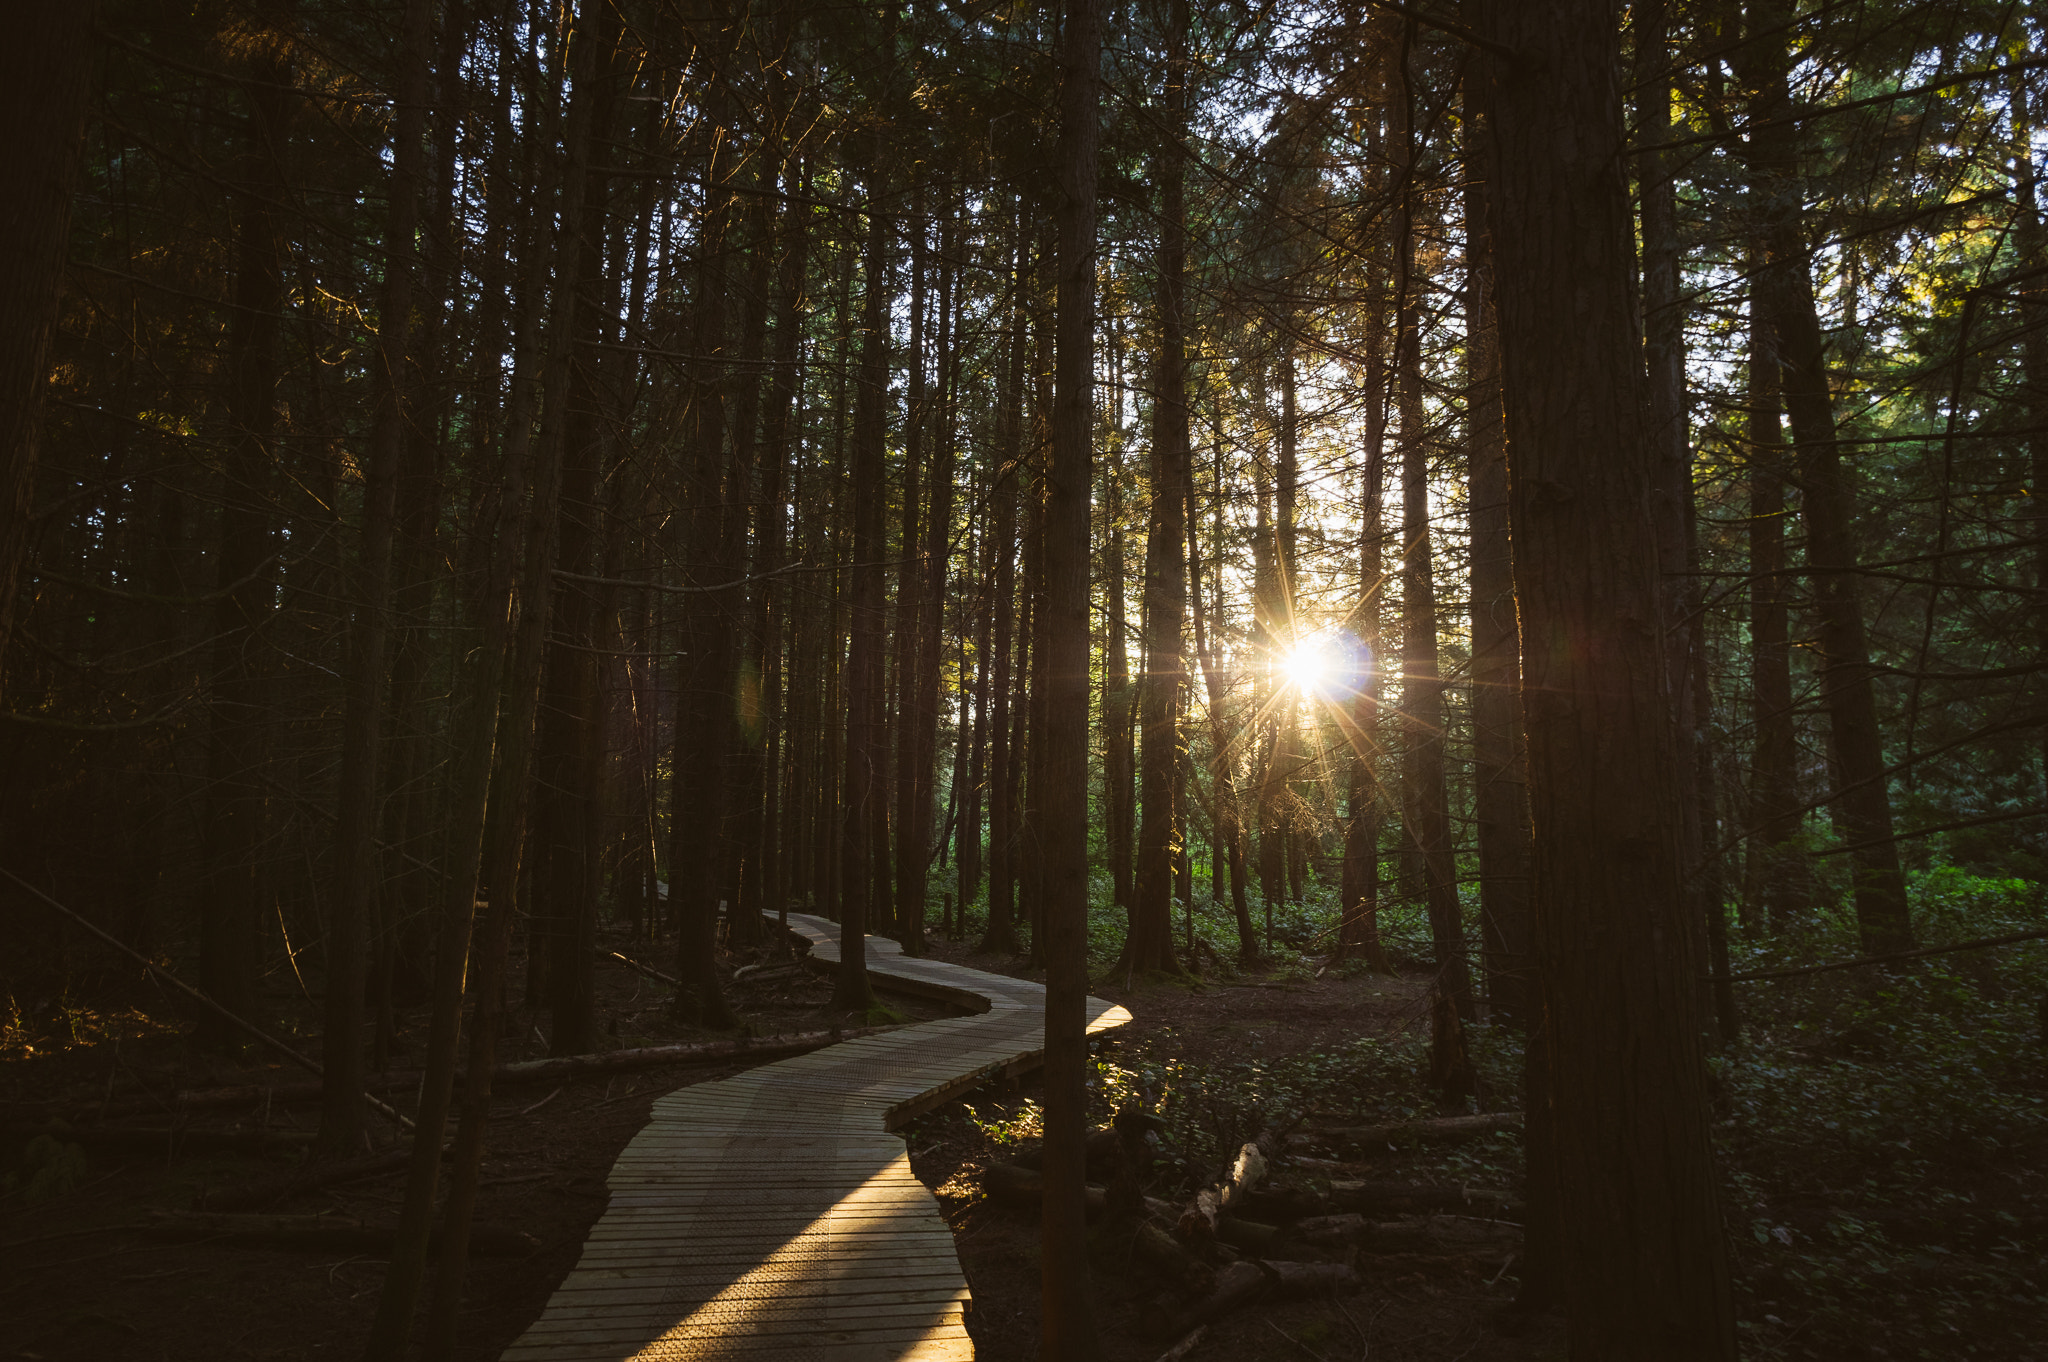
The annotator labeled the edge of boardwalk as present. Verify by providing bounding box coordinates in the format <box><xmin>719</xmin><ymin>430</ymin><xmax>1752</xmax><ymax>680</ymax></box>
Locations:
<box><xmin>499</xmin><ymin>913</ymin><xmax>1131</xmax><ymax>1361</ymax></box>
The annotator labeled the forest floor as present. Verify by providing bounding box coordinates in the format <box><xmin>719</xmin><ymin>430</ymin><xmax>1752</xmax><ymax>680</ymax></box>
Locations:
<box><xmin>2</xmin><ymin>910</ymin><xmax>2040</xmax><ymax>1361</ymax></box>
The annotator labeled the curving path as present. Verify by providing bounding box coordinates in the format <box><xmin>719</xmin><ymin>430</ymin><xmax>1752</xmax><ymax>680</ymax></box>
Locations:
<box><xmin>501</xmin><ymin>913</ymin><xmax>1132</xmax><ymax>1361</ymax></box>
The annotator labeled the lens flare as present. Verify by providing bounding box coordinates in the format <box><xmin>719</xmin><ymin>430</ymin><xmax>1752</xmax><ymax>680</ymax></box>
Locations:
<box><xmin>1283</xmin><ymin>637</ymin><xmax>1332</xmax><ymax>695</ymax></box>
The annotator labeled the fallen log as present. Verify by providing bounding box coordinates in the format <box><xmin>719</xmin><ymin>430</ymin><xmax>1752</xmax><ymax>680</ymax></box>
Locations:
<box><xmin>83</xmin><ymin>1075</ymin><xmax>425</xmax><ymax>1123</ymax></box>
<box><xmin>1288</xmin><ymin>1112</ymin><xmax>1522</xmax><ymax>1154</ymax></box>
<box><xmin>608</xmin><ymin>951</ymin><xmax>680</xmax><ymax>988</ymax></box>
<box><xmin>1263</xmin><ymin>1259</ymin><xmax>1363</xmax><ymax>1299</ymax></box>
<box><xmin>1230</xmin><ymin>1185</ymin><xmax>1326</xmax><ymax>1224</ymax></box>
<box><xmin>1321</xmin><ymin>1178</ymin><xmax>1522</xmax><ymax>1220</ymax></box>
<box><xmin>1178</xmin><ymin>1135</ymin><xmax>1272</xmax><ymax>1241</ymax></box>
<box><xmin>1143</xmin><ymin>1259</ymin><xmax>1269</xmax><ymax>1339</ymax></box>
<box><xmin>1011</xmin><ymin>1126</ymin><xmax>1124</xmax><ymax>1176</ymax></box>
<box><xmin>3</xmin><ymin>1123</ymin><xmax>314</xmax><ymax>1157</ymax></box>
<box><xmin>140</xmin><ymin>1212</ymin><xmax>536</xmax><ymax>1257</ymax></box>
<box><xmin>1131</xmin><ymin>1220</ymin><xmax>1214</xmax><ymax>1294</ymax></box>
<box><xmin>483</xmin><ymin>1025</ymin><xmax>901</xmax><ymax>1084</ymax></box>
<box><xmin>978</xmin><ymin>1160</ymin><xmax>1109</xmax><ymax>1217</ymax></box>
<box><xmin>1214</xmin><ymin>1217</ymin><xmax>1283</xmax><ymax>1255</ymax></box>
<box><xmin>82</xmin><ymin>1026</ymin><xmax>901</xmax><ymax>1123</ymax></box>
<box><xmin>730</xmin><ymin>964</ymin><xmax>805</xmax><ymax>987</ymax></box>
<box><xmin>1145</xmin><ymin>1257</ymin><xmax>1361</xmax><ymax>1339</ymax></box>
<box><xmin>1359</xmin><ymin>1214</ymin><xmax>1521</xmax><ymax>1254</ymax></box>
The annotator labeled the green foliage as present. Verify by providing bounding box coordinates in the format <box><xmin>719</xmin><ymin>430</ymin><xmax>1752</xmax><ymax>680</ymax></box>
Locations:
<box><xmin>1090</xmin><ymin>1032</ymin><xmax>1435</xmax><ymax>1184</ymax></box>
<box><xmin>1713</xmin><ymin>870</ymin><xmax>2048</xmax><ymax>1359</ymax></box>
<box><xmin>963</xmin><ymin>1098</ymin><xmax>1043</xmax><ymax>1146</ymax></box>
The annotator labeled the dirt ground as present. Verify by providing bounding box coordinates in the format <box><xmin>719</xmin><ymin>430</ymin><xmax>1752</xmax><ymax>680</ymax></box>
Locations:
<box><xmin>1</xmin><ymin>921</ymin><xmax>1554</xmax><ymax>1361</ymax></box>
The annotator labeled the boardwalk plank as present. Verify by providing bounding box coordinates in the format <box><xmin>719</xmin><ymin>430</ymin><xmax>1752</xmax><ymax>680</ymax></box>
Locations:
<box><xmin>498</xmin><ymin>912</ymin><xmax>1131</xmax><ymax>1361</ymax></box>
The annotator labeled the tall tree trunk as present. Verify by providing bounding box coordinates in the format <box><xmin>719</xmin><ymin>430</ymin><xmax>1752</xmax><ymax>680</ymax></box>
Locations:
<box><xmin>534</xmin><ymin>5</ymin><xmax>622</xmax><ymax>1053</ymax></box>
<box><xmin>1463</xmin><ymin>103</ymin><xmax>1530</xmax><ymax>1022</ymax></box>
<box><xmin>1637</xmin><ymin>0</ymin><xmax>1730</xmax><ymax>1040</ymax></box>
<box><xmin>980</xmin><ymin>227</ymin><xmax>1026</xmax><ymax>957</ymax></box>
<box><xmin>1188</xmin><ymin>468</ymin><xmax>1258</xmax><ymax>962</ymax></box>
<box><xmin>900</xmin><ymin>208</ymin><xmax>956</xmax><ymax>957</ymax></box>
<box><xmin>1104</xmin><ymin>470</ymin><xmax>1136</xmax><ymax>912</ymax></box>
<box><xmin>2016</xmin><ymin>81</ymin><xmax>2048</xmax><ymax>828</ymax></box>
<box><xmin>1131</xmin><ymin>5</ymin><xmax>1190</xmax><ymax>976</ymax></box>
<box><xmin>1041</xmin><ymin>0</ymin><xmax>1103</xmax><ymax>1343</ymax></box>
<box><xmin>833</xmin><ymin>173</ymin><xmax>890</xmax><ymax>1012</ymax></box>
<box><xmin>1339</xmin><ymin>104</ymin><xmax>1392</xmax><ymax>971</ymax></box>
<box><xmin>1391</xmin><ymin>25</ymin><xmax>1474</xmax><ymax>1069</ymax></box>
<box><xmin>1741</xmin><ymin>282</ymin><xmax>1799</xmax><ymax>934</ymax></box>
<box><xmin>959</xmin><ymin>510</ymin><xmax>993</xmax><ymax>919</ymax></box>
<box><xmin>377</xmin><ymin>0</ymin><xmax>468</xmax><ymax>1062</ymax></box>
<box><xmin>200</xmin><ymin>29</ymin><xmax>291</xmax><ymax>1055</ymax></box>
<box><xmin>321</xmin><ymin>0</ymin><xmax>432</xmax><ymax>1153</ymax></box>
<box><xmin>754</xmin><ymin>161</ymin><xmax>809</xmax><ymax>930</ymax></box>
<box><xmin>1468</xmin><ymin>0</ymin><xmax>1736</xmax><ymax>1350</ymax></box>
<box><xmin>1741</xmin><ymin>0</ymin><xmax>1912</xmax><ymax>954</ymax></box>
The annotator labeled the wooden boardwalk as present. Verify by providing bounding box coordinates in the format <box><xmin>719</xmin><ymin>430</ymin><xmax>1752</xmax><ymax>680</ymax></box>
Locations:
<box><xmin>501</xmin><ymin>913</ymin><xmax>1132</xmax><ymax>1361</ymax></box>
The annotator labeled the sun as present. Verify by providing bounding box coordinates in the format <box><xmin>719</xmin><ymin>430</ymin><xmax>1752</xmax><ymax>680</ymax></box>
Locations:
<box><xmin>1282</xmin><ymin>637</ymin><xmax>1332</xmax><ymax>696</ymax></box>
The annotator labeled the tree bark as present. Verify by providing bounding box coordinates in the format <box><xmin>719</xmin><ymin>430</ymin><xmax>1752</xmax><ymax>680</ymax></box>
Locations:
<box><xmin>1462</xmin><ymin>100</ymin><xmax>1529</xmax><ymax>1021</ymax></box>
<box><xmin>1467</xmin><ymin>0</ymin><xmax>1737</xmax><ymax>1352</ymax></box>
<box><xmin>833</xmin><ymin>170</ymin><xmax>890</xmax><ymax>1012</ymax></box>
<box><xmin>1741</xmin><ymin>0</ymin><xmax>1912</xmax><ymax>954</ymax></box>
<box><xmin>1041</xmin><ymin>0</ymin><xmax>1103</xmax><ymax>1345</ymax></box>
<box><xmin>1391</xmin><ymin>25</ymin><xmax>1474</xmax><ymax>1069</ymax></box>
<box><xmin>1741</xmin><ymin>279</ymin><xmax>1800</xmax><ymax>934</ymax></box>
<box><xmin>1131</xmin><ymin>2</ymin><xmax>1190</xmax><ymax>976</ymax></box>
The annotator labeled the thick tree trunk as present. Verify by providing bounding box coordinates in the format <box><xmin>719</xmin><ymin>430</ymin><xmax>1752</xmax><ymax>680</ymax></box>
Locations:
<box><xmin>1467</xmin><ymin>1</ymin><xmax>1737</xmax><ymax>1352</ymax></box>
<box><xmin>1041</xmin><ymin>0</ymin><xmax>1103</xmax><ymax>1346</ymax></box>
